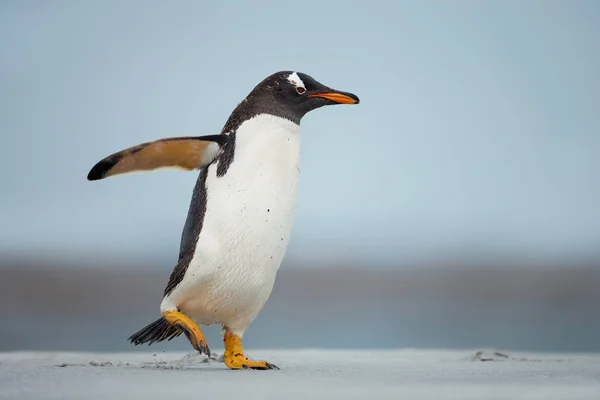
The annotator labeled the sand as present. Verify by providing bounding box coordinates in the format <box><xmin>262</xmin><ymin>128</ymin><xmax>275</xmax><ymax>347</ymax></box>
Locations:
<box><xmin>1</xmin><ymin>349</ymin><xmax>599</xmax><ymax>399</ymax></box>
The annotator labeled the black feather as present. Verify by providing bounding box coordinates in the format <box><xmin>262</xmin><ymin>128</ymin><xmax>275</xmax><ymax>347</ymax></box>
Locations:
<box><xmin>87</xmin><ymin>155</ymin><xmax>121</xmax><ymax>181</ymax></box>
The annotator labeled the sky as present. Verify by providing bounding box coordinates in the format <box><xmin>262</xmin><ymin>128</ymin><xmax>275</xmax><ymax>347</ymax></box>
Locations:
<box><xmin>1</xmin><ymin>0</ymin><xmax>599</xmax><ymax>267</ymax></box>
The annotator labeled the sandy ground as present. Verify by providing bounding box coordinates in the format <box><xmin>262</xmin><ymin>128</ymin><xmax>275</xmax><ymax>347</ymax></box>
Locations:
<box><xmin>1</xmin><ymin>349</ymin><xmax>599</xmax><ymax>400</ymax></box>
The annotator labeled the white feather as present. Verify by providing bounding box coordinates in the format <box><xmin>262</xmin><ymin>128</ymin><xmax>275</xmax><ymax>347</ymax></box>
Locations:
<box><xmin>287</xmin><ymin>72</ymin><xmax>305</xmax><ymax>90</ymax></box>
<box><xmin>199</xmin><ymin>141</ymin><xmax>221</xmax><ymax>166</ymax></box>
<box><xmin>161</xmin><ymin>114</ymin><xmax>301</xmax><ymax>337</ymax></box>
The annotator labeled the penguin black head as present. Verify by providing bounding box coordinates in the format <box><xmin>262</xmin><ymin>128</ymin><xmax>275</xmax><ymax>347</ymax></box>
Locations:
<box><xmin>243</xmin><ymin>71</ymin><xmax>360</xmax><ymax>124</ymax></box>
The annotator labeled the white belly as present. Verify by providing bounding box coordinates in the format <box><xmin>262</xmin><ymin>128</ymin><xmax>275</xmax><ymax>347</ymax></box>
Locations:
<box><xmin>163</xmin><ymin>114</ymin><xmax>301</xmax><ymax>335</ymax></box>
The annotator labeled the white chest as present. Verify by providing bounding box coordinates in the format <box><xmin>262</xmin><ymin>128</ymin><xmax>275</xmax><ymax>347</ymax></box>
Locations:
<box><xmin>171</xmin><ymin>115</ymin><xmax>301</xmax><ymax>327</ymax></box>
<box><xmin>202</xmin><ymin>114</ymin><xmax>301</xmax><ymax>258</ymax></box>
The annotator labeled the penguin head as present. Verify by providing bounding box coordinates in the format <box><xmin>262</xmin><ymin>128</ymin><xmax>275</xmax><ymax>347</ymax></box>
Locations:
<box><xmin>245</xmin><ymin>71</ymin><xmax>360</xmax><ymax>122</ymax></box>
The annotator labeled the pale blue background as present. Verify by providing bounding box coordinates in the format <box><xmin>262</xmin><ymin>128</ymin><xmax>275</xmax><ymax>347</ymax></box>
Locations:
<box><xmin>2</xmin><ymin>0</ymin><xmax>599</xmax><ymax>267</ymax></box>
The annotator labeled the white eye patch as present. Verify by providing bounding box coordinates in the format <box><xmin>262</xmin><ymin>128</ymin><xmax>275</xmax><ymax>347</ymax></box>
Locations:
<box><xmin>287</xmin><ymin>72</ymin><xmax>306</xmax><ymax>91</ymax></box>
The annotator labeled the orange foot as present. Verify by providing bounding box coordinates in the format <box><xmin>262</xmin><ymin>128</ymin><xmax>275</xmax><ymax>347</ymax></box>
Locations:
<box><xmin>162</xmin><ymin>310</ymin><xmax>210</xmax><ymax>356</ymax></box>
<box><xmin>223</xmin><ymin>329</ymin><xmax>279</xmax><ymax>370</ymax></box>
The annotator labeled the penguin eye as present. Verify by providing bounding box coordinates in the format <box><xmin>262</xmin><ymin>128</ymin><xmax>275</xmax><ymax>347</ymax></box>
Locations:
<box><xmin>296</xmin><ymin>87</ymin><xmax>306</xmax><ymax>95</ymax></box>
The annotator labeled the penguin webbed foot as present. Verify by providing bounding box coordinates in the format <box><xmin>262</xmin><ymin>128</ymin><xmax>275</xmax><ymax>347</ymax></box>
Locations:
<box><xmin>224</xmin><ymin>355</ymin><xmax>279</xmax><ymax>370</ymax></box>
<box><xmin>179</xmin><ymin>323</ymin><xmax>211</xmax><ymax>357</ymax></box>
<box><xmin>223</xmin><ymin>328</ymin><xmax>279</xmax><ymax>371</ymax></box>
<box><xmin>163</xmin><ymin>310</ymin><xmax>211</xmax><ymax>357</ymax></box>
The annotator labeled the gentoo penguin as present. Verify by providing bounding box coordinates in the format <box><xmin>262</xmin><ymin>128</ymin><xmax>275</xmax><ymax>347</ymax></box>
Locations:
<box><xmin>87</xmin><ymin>71</ymin><xmax>359</xmax><ymax>370</ymax></box>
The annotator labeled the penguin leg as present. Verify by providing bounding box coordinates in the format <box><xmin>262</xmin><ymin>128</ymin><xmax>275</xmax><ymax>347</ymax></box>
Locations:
<box><xmin>222</xmin><ymin>329</ymin><xmax>279</xmax><ymax>370</ymax></box>
<box><xmin>162</xmin><ymin>310</ymin><xmax>210</xmax><ymax>356</ymax></box>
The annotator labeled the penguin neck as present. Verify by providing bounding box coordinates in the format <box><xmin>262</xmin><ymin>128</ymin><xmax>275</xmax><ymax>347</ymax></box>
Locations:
<box><xmin>217</xmin><ymin>112</ymin><xmax>301</xmax><ymax>178</ymax></box>
<box><xmin>221</xmin><ymin>96</ymin><xmax>302</xmax><ymax>135</ymax></box>
<box><xmin>235</xmin><ymin>114</ymin><xmax>300</xmax><ymax>148</ymax></box>
<box><xmin>231</xmin><ymin>114</ymin><xmax>300</xmax><ymax>170</ymax></box>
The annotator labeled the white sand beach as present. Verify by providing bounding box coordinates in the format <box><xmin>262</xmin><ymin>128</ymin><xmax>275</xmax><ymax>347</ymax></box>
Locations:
<box><xmin>1</xmin><ymin>349</ymin><xmax>599</xmax><ymax>400</ymax></box>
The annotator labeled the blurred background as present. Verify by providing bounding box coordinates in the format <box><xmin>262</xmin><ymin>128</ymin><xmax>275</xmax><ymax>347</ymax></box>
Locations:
<box><xmin>1</xmin><ymin>0</ymin><xmax>599</xmax><ymax>354</ymax></box>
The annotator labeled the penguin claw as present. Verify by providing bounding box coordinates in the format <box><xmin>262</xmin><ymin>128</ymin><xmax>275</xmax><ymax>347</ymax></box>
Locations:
<box><xmin>265</xmin><ymin>362</ymin><xmax>280</xmax><ymax>370</ymax></box>
<box><xmin>239</xmin><ymin>362</ymin><xmax>278</xmax><ymax>370</ymax></box>
<box><xmin>177</xmin><ymin>321</ymin><xmax>210</xmax><ymax>357</ymax></box>
<box><xmin>197</xmin><ymin>342</ymin><xmax>211</xmax><ymax>358</ymax></box>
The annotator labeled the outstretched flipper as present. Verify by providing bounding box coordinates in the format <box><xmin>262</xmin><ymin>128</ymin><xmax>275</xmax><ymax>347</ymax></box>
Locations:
<box><xmin>87</xmin><ymin>133</ymin><xmax>230</xmax><ymax>181</ymax></box>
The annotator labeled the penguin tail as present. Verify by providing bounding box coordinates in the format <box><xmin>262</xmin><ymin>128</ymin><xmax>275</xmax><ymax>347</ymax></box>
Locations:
<box><xmin>127</xmin><ymin>317</ymin><xmax>183</xmax><ymax>346</ymax></box>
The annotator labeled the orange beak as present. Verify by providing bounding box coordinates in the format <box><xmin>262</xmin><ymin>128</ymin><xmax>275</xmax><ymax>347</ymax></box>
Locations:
<box><xmin>308</xmin><ymin>91</ymin><xmax>360</xmax><ymax>104</ymax></box>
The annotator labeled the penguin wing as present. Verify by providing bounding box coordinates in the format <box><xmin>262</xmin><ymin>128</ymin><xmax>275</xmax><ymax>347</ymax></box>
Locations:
<box><xmin>87</xmin><ymin>133</ymin><xmax>230</xmax><ymax>181</ymax></box>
